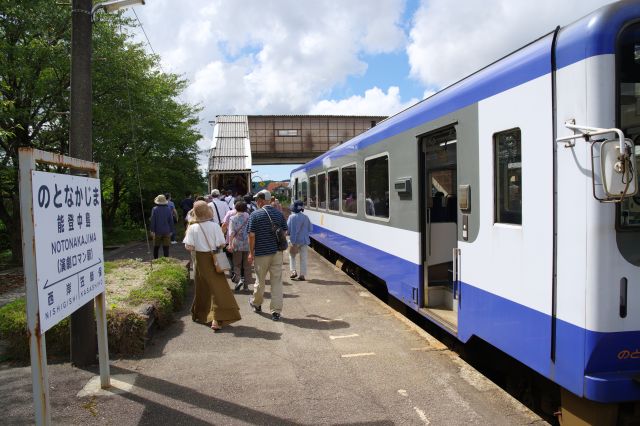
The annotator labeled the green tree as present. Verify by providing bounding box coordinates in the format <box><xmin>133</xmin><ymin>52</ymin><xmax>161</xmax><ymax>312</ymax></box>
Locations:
<box><xmin>91</xmin><ymin>17</ymin><xmax>204</xmax><ymax>228</ymax></box>
<box><xmin>0</xmin><ymin>1</ymin><xmax>71</xmax><ymax>262</ymax></box>
<box><xmin>0</xmin><ymin>2</ymin><xmax>205</xmax><ymax>263</ymax></box>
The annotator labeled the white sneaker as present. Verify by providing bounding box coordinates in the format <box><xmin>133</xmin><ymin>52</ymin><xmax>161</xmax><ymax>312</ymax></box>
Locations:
<box><xmin>171</xmin><ymin>241</ymin><xmax>177</xmax><ymax>245</ymax></box>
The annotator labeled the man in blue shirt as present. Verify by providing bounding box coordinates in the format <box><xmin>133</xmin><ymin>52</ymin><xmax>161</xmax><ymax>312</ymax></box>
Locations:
<box><xmin>150</xmin><ymin>194</ymin><xmax>174</xmax><ymax>259</ymax></box>
<box><xmin>248</xmin><ymin>190</ymin><xmax>288</xmax><ymax>321</ymax></box>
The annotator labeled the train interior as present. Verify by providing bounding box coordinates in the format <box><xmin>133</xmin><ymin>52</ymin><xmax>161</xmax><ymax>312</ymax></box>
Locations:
<box><xmin>420</xmin><ymin>127</ymin><xmax>459</xmax><ymax>331</ymax></box>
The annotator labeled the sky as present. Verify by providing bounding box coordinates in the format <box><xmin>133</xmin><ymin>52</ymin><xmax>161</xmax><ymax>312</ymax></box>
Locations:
<box><xmin>123</xmin><ymin>0</ymin><xmax>615</xmax><ymax>182</ymax></box>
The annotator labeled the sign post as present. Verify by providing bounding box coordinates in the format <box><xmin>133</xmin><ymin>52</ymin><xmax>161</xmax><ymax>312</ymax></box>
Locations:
<box><xmin>19</xmin><ymin>148</ymin><xmax>109</xmax><ymax>426</ymax></box>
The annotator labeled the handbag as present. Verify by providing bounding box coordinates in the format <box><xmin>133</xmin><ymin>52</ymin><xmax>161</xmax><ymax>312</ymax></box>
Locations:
<box><xmin>197</xmin><ymin>223</ymin><xmax>231</xmax><ymax>273</ymax></box>
<box><xmin>263</xmin><ymin>207</ymin><xmax>288</xmax><ymax>251</ymax></box>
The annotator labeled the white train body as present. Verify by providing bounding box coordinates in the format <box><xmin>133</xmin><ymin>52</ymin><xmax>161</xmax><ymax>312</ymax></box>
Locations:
<box><xmin>291</xmin><ymin>1</ymin><xmax>640</xmax><ymax>403</ymax></box>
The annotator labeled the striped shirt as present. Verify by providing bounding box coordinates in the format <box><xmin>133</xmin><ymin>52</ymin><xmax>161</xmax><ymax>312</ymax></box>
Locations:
<box><xmin>248</xmin><ymin>206</ymin><xmax>287</xmax><ymax>256</ymax></box>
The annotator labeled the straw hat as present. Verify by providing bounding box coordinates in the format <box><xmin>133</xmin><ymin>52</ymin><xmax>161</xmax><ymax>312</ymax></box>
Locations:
<box><xmin>192</xmin><ymin>200</ymin><xmax>213</xmax><ymax>221</ymax></box>
<box><xmin>154</xmin><ymin>194</ymin><xmax>168</xmax><ymax>205</ymax></box>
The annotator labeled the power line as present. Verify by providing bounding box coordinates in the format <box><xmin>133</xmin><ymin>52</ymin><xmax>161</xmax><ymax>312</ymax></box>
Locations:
<box><xmin>132</xmin><ymin>8</ymin><xmax>163</xmax><ymax>71</ymax></box>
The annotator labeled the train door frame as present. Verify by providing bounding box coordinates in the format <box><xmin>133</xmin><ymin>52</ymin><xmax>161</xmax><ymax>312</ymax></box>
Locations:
<box><xmin>418</xmin><ymin>125</ymin><xmax>459</xmax><ymax>332</ymax></box>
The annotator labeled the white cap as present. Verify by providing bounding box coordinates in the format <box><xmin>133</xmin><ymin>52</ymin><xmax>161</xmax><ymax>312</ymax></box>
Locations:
<box><xmin>254</xmin><ymin>189</ymin><xmax>271</xmax><ymax>201</ymax></box>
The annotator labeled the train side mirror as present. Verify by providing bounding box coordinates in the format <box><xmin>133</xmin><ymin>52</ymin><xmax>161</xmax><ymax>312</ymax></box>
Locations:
<box><xmin>598</xmin><ymin>138</ymin><xmax>637</xmax><ymax>200</ymax></box>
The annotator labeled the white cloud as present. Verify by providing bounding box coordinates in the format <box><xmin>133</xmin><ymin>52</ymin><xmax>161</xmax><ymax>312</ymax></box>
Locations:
<box><xmin>129</xmin><ymin>0</ymin><xmax>406</xmax><ymax>115</ymax></box>
<box><xmin>310</xmin><ymin>86</ymin><xmax>417</xmax><ymax>116</ymax></box>
<box><xmin>407</xmin><ymin>0</ymin><xmax>616</xmax><ymax>89</ymax></box>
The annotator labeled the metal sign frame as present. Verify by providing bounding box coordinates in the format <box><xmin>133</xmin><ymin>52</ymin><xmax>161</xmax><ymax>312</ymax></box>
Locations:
<box><xmin>19</xmin><ymin>148</ymin><xmax>110</xmax><ymax>426</ymax></box>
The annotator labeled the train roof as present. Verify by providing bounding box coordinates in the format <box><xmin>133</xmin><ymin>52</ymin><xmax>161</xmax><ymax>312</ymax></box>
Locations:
<box><xmin>292</xmin><ymin>0</ymin><xmax>640</xmax><ymax>175</ymax></box>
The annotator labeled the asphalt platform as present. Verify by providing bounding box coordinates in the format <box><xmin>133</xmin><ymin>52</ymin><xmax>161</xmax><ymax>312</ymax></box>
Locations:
<box><xmin>0</xmin><ymin>242</ymin><xmax>546</xmax><ymax>425</ymax></box>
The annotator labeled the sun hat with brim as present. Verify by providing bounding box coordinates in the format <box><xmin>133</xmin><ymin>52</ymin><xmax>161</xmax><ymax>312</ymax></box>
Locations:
<box><xmin>290</xmin><ymin>200</ymin><xmax>304</xmax><ymax>213</ymax></box>
<box><xmin>154</xmin><ymin>194</ymin><xmax>168</xmax><ymax>205</ymax></box>
<box><xmin>254</xmin><ymin>189</ymin><xmax>271</xmax><ymax>201</ymax></box>
<box><xmin>192</xmin><ymin>200</ymin><xmax>213</xmax><ymax>221</ymax></box>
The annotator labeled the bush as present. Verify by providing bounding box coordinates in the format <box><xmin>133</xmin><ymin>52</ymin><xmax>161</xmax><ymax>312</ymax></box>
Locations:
<box><xmin>0</xmin><ymin>299</ymin><xmax>69</xmax><ymax>361</ymax></box>
<box><xmin>106</xmin><ymin>309</ymin><xmax>146</xmax><ymax>356</ymax></box>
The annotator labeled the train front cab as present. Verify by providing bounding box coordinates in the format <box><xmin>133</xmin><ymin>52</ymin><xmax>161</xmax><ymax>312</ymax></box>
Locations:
<box><xmin>551</xmin><ymin>6</ymin><xmax>640</xmax><ymax>413</ymax></box>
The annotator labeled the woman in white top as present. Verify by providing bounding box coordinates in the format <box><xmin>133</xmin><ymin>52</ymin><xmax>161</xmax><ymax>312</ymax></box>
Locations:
<box><xmin>183</xmin><ymin>201</ymin><xmax>241</xmax><ymax>331</ymax></box>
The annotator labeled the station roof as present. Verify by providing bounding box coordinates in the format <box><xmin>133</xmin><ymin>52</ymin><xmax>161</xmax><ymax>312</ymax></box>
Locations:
<box><xmin>209</xmin><ymin>115</ymin><xmax>252</xmax><ymax>173</ymax></box>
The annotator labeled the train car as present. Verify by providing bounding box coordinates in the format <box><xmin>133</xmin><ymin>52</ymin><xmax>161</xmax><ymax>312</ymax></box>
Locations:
<box><xmin>291</xmin><ymin>0</ymin><xmax>640</xmax><ymax>418</ymax></box>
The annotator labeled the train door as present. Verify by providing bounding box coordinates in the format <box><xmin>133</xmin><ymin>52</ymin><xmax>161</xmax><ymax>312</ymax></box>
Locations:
<box><xmin>420</xmin><ymin>126</ymin><xmax>458</xmax><ymax>331</ymax></box>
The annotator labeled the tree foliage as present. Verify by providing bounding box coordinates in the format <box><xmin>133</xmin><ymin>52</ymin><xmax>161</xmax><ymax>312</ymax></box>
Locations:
<box><xmin>0</xmin><ymin>2</ymin><xmax>206</xmax><ymax>263</ymax></box>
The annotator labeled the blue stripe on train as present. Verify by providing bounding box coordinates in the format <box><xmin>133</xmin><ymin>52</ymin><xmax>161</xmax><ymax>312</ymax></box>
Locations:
<box><xmin>311</xmin><ymin>224</ymin><xmax>640</xmax><ymax>403</ymax></box>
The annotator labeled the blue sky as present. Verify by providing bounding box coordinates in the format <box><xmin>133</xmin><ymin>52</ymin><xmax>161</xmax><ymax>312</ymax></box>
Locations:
<box><xmin>126</xmin><ymin>0</ymin><xmax>614</xmax><ymax>181</ymax></box>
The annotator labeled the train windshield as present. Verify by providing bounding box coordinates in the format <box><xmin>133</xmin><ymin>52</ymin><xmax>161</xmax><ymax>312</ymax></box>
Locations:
<box><xmin>618</xmin><ymin>23</ymin><xmax>640</xmax><ymax>228</ymax></box>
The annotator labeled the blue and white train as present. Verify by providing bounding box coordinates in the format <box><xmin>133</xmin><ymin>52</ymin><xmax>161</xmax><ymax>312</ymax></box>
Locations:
<box><xmin>291</xmin><ymin>0</ymin><xmax>640</xmax><ymax>413</ymax></box>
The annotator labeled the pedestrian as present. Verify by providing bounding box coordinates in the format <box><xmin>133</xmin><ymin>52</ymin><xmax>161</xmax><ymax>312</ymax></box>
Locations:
<box><xmin>248</xmin><ymin>189</ymin><xmax>288</xmax><ymax>321</ymax></box>
<box><xmin>208</xmin><ymin>189</ymin><xmax>230</xmax><ymax>225</ymax></box>
<box><xmin>244</xmin><ymin>194</ymin><xmax>257</xmax><ymax>214</ymax></box>
<box><xmin>150</xmin><ymin>194</ymin><xmax>174</xmax><ymax>259</ymax></box>
<box><xmin>165</xmin><ymin>193</ymin><xmax>179</xmax><ymax>244</ymax></box>
<box><xmin>225</xmin><ymin>190</ymin><xmax>234</xmax><ymax>209</ymax></box>
<box><xmin>270</xmin><ymin>196</ymin><xmax>283</xmax><ymax>212</ymax></box>
<box><xmin>228</xmin><ymin>201</ymin><xmax>253</xmax><ymax>292</ymax></box>
<box><xmin>221</xmin><ymin>201</ymin><xmax>237</xmax><ymax>280</ymax></box>
<box><xmin>287</xmin><ymin>200</ymin><xmax>313</xmax><ymax>281</ymax></box>
<box><xmin>183</xmin><ymin>200</ymin><xmax>241</xmax><ymax>331</ymax></box>
<box><xmin>180</xmin><ymin>192</ymin><xmax>194</xmax><ymax>225</ymax></box>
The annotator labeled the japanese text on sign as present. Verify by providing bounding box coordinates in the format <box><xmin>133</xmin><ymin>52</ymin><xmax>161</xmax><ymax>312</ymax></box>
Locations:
<box><xmin>32</xmin><ymin>171</ymin><xmax>105</xmax><ymax>333</ymax></box>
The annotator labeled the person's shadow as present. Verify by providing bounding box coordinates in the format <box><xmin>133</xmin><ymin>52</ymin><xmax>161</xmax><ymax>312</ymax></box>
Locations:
<box><xmin>217</xmin><ymin>325</ymin><xmax>282</xmax><ymax>340</ymax></box>
<box><xmin>281</xmin><ymin>314</ymin><xmax>350</xmax><ymax>331</ymax></box>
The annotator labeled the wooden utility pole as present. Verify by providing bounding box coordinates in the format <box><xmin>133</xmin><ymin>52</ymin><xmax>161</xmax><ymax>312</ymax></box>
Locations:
<box><xmin>69</xmin><ymin>0</ymin><xmax>98</xmax><ymax>366</ymax></box>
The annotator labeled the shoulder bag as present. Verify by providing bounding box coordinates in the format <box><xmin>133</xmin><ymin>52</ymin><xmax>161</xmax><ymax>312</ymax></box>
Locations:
<box><xmin>197</xmin><ymin>223</ymin><xmax>231</xmax><ymax>273</ymax></box>
<box><xmin>263</xmin><ymin>207</ymin><xmax>288</xmax><ymax>251</ymax></box>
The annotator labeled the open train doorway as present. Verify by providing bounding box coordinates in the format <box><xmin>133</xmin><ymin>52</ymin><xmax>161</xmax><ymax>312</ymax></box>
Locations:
<box><xmin>419</xmin><ymin>126</ymin><xmax>458</xmax><ymax>332</ymax></box>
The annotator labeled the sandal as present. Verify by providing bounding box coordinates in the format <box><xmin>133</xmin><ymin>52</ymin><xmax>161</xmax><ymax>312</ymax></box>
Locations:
<box><xmin>211</xmin><ymin>322</ymin><xmax>223</xmax><ymax>331</ymax></box>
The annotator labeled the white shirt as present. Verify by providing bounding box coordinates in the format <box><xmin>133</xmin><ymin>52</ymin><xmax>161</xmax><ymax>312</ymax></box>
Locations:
<box><xmin>183</xmin><ymin>221</ymin><xmax>226</xmax><ymax>252</ymax></box>
<box><xmin>208</xmin><ymin>199</ymin><xmax>230</xmax><ymax>224</ymax></box>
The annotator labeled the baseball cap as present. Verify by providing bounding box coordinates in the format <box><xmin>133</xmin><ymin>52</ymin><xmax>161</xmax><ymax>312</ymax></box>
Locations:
<box><xmin>254</xmin><ymin>189</ymin><xmax>271</xmax><ymax>201</ymax></box>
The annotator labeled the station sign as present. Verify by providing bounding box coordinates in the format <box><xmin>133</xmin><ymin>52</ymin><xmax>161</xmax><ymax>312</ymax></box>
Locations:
<box><xmin>31</xmin><ymin>171</ymin><xmax>104</xmax><ymax>333</ymax></box>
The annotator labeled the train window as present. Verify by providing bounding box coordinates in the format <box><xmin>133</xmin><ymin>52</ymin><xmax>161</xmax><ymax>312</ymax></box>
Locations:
<box><xmin>618</xmin><ymin>23</ymin><xmax>640</xmax><ymax>228</ymax></box>
<box><xmin>328</xmin><ymin>169</ymin><xmax>339</xmax><ymax>212</ymax></box>
<box><xmin>341</xmin><ymin>164</ymin><xmax>358</xmax><ymax>215</ymax></box>
<box><xmin>364</xmin><ymin>154</ymin><xmax>389</xmax><ymax>219</ymax></box>
<box><xmin>494</xmin><ymin>129</ymin><xmax>522</xmax><ymax>225</ymax></box>
<box><xmin>309</xmin><ymin>175</ymin><xmax>317</xmax><ymax>208</ymax></box>
<box><xmin>318</xmin><ymin>173</ymin><xmax>327</xmax><ymax>209</ymax></box>
<box><xmin>428</xmin><ymin>170</ymin><xmax>457</xmax><ymax>223</ymax></box>
<box><xmin>301</xmin><ymin>180</ymin><xmax>308</xmax><ymax>205</ymax></box>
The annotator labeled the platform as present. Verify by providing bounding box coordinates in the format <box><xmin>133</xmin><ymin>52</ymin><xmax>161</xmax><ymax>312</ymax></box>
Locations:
<box><xmin>0</xmin><ymin>246</ymin><xmax>544</xmax><ymax>424</ymax></box>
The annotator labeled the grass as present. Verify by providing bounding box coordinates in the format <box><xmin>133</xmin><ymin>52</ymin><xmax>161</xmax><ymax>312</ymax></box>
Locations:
<box><xmin>0</xmin><ymin>257</ymin><xmax>188</xmax><ymax>360</ymax></box>
<box><xmin>0</xmin><ymin>299</ymin><xmax>70</xmax><ymax>361</ymax></box>
<box><xmin>102</xmin><ymin>227</ymin><xmax>148</xmax><ymax>247</ymax></box>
